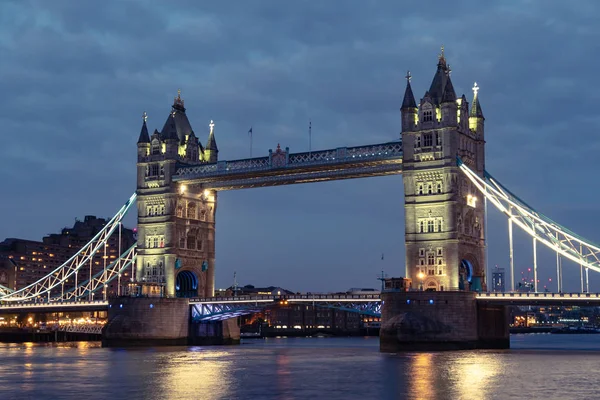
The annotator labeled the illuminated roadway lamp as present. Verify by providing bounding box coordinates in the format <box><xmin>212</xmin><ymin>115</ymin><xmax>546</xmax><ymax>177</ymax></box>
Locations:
<box><xmin>180</xmin><ymin>185</ymin><xmax>187</xmax><ymax>194</ymax></box>
<box><xmin>203</xmin><ymin>189</ymin><xmax>210</xmax><ymax>197</ymax></box>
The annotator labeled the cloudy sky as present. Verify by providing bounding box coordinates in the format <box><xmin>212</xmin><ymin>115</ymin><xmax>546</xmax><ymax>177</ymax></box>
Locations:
<box><xmin>1</xmin><ymin>0</ymin><xmax>599</xmax><ymax>292</ymax></box>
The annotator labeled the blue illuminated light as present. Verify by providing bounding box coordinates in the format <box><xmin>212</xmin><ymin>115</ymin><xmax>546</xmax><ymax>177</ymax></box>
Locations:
<box><xmin>119</xmin><ymin>304</ymin><xmax>123</xmax><ymax>308</ymax></box>
<box><xmin>150</xmin><ymin>304</ymin><xmax>154</xmax><ymax>309</ymax></box>
<box><xmin>406</xmin><ymin>299</ymin><xmax>411</xmax><ymax>304</ymax></box>
<box><xmin>429</xmin><ymin>299</ymin><xmax>434</xmax><ymax>305</ymax></box>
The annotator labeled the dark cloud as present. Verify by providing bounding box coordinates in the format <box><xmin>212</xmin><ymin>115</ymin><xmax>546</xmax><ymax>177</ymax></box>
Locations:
<box><xmin>1</xmin><ymin>0</ymin><xmax>599</xmax><ymax>292</ymax></box>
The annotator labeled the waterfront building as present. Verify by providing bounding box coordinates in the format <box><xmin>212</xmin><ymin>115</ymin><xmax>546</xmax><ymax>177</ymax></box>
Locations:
<box><xmin>492</xmin><ymin>266</ymin><xmax>505</xmax><ymax>292</ymax></box>
<box><xmin>0</xmin><ymin>216</ymin><xmax>135</xmax><ymax>295</ymax></box>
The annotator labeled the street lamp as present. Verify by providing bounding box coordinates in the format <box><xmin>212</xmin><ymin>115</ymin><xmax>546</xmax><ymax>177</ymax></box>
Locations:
<box><xmin>417</xmin><ymin>272</ymin><xmax>425</xmax><ymax>291</ymax></box>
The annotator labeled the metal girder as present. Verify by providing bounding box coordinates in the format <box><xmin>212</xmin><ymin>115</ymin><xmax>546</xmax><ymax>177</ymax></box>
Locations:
<box><xmin>173</xmin><ymin>141</ymin><xmax>403</xmax><ymax>190</ymax></box>
<box><xmin>459</xmin><ymin>159</ymin><xmax>600</xmax><ymax>275</ymax></box>
<box><xmin>190</xmin><ymin>294</ymin><xmax>384</xmax><ymax>321</ymax></box>
<box><xmin>200</xmin><ymin>162</ymin><xmax>403</xmax><ymax>191</ymax></box>
<box><xmin>54</xmin><ymin>245</ymin><xmax>137</xmax><ymax>301</ymax></box>
<box><xmin>0</xmin><ymin>194</ymin><xmax>137</xmax><ymax>302</ymax></box>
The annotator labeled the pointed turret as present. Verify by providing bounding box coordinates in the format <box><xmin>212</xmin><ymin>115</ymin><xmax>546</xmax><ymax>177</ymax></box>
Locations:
<box><xmin>205</xmin><ymin>120</ymin><xmax>218</xmax><ymax>163</ymax></box>
<box><xmin>401</xmin><ymin>71</ymin><xmax>418</xmax><ymax>132</ymax></box>
<box><xmin>469</xmin><ymin>82</ymin><xmax>484</xmax><ymax>118</ymax></box>
<box><xmin>427</xmin><ymin>46</ymin><xmax>450</xmax><ymax>105</ymax></box>
<box><xmin>401</xmin><ymin>72</ymin><xmax>417</xmax><ymax>109</ymax></box>
<box><xmin>440</xmin><ymin>76</ymin><xmax>458</xmax><ymax>125</ymax></box>
<box><xmin>469</xmin><ymin>83</ymin><xmax>484</xmax><ymax>135</ymax></box>
<box><xmin>160</xmin><ymin>89</ymin><xmax>194</xmax><ymax>142</ymax></box>
<box><xmin>441</xmin><ymin>76</ymin><xmax>456</xmax><ymax>103</ymax></box>
<box><xmin>137</xmin><ymin>111</ymin><xmax>150</xmax><ymax>144</ymax></box>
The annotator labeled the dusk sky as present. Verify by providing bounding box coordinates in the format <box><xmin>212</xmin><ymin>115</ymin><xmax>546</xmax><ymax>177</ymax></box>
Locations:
<box><xmin>1</xmin><ymin>1</ymin><xmax>599</xmax><ymax>292</ymax></box>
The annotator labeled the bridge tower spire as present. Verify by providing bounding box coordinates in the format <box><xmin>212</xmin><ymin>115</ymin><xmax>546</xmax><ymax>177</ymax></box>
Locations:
<box><xmin>401</xmin><ymin>49</ymin><xmax>486</xmax><ymax>292</ymax></box>
<box><xmin>134</xmin><ymin>91</ymin><xmax>216</xmax><ymax>298</ymax></box>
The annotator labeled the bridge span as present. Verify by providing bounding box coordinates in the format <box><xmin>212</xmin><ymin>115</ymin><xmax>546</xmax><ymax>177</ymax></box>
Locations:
<box><xmin>2</xmin><ymin>292</ymin><xmax>600</xmax><ymax>316</ymax></box>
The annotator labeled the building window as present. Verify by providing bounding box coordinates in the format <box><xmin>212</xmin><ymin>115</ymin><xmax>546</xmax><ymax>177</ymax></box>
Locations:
<box><xmin>176</xmin><ymin>206</ymin><xmax>183</xmax><ymax>218</ymax></box>
<box><xmin>159</xmin><ymin>205</ymin><xmax>165</xmax><ymax>215</ymax></box>
<box><xmin>417</xmin><ymin>183</ymin><xmax>424</xmax><ymax>195</ymax></box>
<box><xmin>151</xmin><ymin>164</ymin><xmax>159</xmax><ymax>176</ymax></box>
<box><xmin>423</xmin><ymin>133</ymin><xmax>433</xmax><ymax>147</ymax></box>
<box><xmin>419</xmin><ymin>248</ymin><xmax>425</xmax><ymax>257</ymax></box>
<box><xmin>419</xmin><ymin>220</ymin><xmax>425</xmax><ymax>233</ymax></box>
<box><xmin>197</xmin><ymin>239</ymin><xmax>203</xmax><ymax>251</ymax></box>
<box><xmin>153</xmin><ymin>237</ymin><xmax>158</xmax><ymax>248</ymax></box>
<box><xmin>427</xmin><ymin>183</ymin><xmax>433</xmax><ymax>195</ymax></box>
<box><xmin>200</xmin><ymin>210</ymin><xmax>207</xmax><ymax>221</ymax></box>
<box><xmin>187</xmin><ymin>235</ymin><xmax>196</xmax><ymax>250</ymax></box>
<box><xmin>187</xmin><ymin>202</ymin><xmax>196</xmax><ymax>219</ymax></box>
<box><xmin>437</xmin><ymin>248</ymin><xmax>443</xmax><ymax>256</ymax></box>
<box><xmin>152</xmin><ymin>143</ymin><xmax>160</xmax><ymax>155</ymax></box>
<box><xmin>159</xmin><ymin>236</ymin><xmax>164</xmax><ymax>248</ymax></box>
<box><xmin>428</xmin><ymin>268</ymin><xmax>435</xmax><ymax>276</ymax></box>
<box><xmin>179</xmin><ymin>237</ymin><xmax>185</xmax><ymax>248</ymax></box>
<box><xmin>423</xmin><ymin>110</ymin><xmax>433</xmax><ymax>122</ymax></box>
<box><xmin>427</xmin><ymin>254</ymin><xmax>435</xmax><ymax>265</ymax></box>
<box><xmin>436</xmin><ymin>182</ymin><xmax>442</xmax><ymax>193</ymax></box>
<box><xmin>419</xmin><ymin>259</ymin><xmax>425</xmax><ymax>266</ymax></box>
<box><xmin>427</xmin><ymin>220</ymin><xmax>434</xmax><ymax>233</ymax></box>
<box><xmin>436</xmin><ymin>132</ymin><xmax>442</xmax><ymax>146</ymax></box>
<box><xmin>415</xmin><ymin>136</ymin><xmax>421</xmax><ymax>148</ymax></box>
<box><xmin>437</xmin><ymin>258</ymin><xmax>444</xmax><ymax>265</ymax></box>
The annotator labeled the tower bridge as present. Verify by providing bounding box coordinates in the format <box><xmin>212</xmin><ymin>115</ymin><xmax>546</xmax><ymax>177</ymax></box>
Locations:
<box><xmin>2</xmin><ymin>49</ymin><xmax>600</xmax><ymax>350</ymax></box>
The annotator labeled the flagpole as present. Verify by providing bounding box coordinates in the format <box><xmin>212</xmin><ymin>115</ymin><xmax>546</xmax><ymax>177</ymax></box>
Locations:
<box><xmin>309</xmin><ymin>120</ymin><xmax>312</xmax><ymax>154</ymax></box>
<box><xmin>249</xmin><ymin>126</ymin><xmax>253</xmax><ymax>158</ymax></box>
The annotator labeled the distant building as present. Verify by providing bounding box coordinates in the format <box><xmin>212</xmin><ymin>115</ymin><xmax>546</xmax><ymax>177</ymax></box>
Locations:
<box><xmin>384</xmin><ymin>277</ymin><xmax>413</xmax><ymax>292</ymax></box>
<box><xmin>492</xmin><ymin>266</ymin><xmax>505</xmax><ymax>292</ymax></box>
<box><xmin>0</xmin><ymin>215</ymin><xmax>135</xmax><ymax>295</ymax></box>
<box><xmin>225</xmin><ymin>285</ymin><xmax>294</xmax><ymax>296</ymax></box>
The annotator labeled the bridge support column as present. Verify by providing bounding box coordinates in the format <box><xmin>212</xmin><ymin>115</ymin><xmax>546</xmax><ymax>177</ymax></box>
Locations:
<box><xmin>380</xmin><ymin>291</ymin><xmax>509</xmax><ymax>352</ymax></box>
<box><xmin>189</xmin><ymin>319</ymin><xmax>240</xmax><ymax>345</ymax></box>
<box><xmin>102</xmin><ymin>297</ymin><xmax>190</xmax><ymax>346</ymax></box>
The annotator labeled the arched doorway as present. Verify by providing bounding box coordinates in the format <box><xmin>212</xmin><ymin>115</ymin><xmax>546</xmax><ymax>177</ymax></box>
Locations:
<box><xmin>176</xmin><ymin>270</ymin><xmax>198</xmax><ymax>298</ymax></box>
<box><xmin>459</xmin><ymin>259</ymin><xmax>473</xmax><ymax>290</ymax></box>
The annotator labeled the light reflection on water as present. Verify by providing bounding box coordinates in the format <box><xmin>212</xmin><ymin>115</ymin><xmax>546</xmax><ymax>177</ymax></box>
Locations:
<box><xmin>0</xmin><ymin>335</ymin><xmax>600</xmax><ymax>399</ymax></box>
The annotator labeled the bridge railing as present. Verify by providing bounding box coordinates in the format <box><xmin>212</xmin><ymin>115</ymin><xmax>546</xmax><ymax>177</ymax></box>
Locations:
<box><xmin>478</xmin><ymin>292</ymin><xmax>600</xmax><ymax>299</ymax></box>
<box><xmin>174</xmin><ymin>141</ymin><xmax>403</xmax><ymax>179</ymax></box>
<box><xmin>189</xmin><ymin>293</ymin><xmax>382</xmax><ymax>303</ymax></box>
<box><xmin>0</xmin><ymin>300</ymin><xmax>108</xmax><ymax>309</ymax></box>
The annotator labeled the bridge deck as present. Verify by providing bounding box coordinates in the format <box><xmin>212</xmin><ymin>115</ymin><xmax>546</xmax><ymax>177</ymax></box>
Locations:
<box><xmin>173</xmin><ymin>141</ymin><xmax>403</xmax><ymax>190</ymax></box>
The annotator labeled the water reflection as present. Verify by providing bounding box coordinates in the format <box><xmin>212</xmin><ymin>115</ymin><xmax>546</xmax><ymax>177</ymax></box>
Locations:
<box><xmin>152</xmin><ymin>349</ymin><xmax>233</xmax><ymax>400</ymax></box>
<box><xmin>449</xmin><ymin>352</ymin><xmax>502</xmax><ymax>400</ymax></box>
<box><xmin>407</xmin><ymin>353</ymin><xmax>437</xmax><ymax>400</ymax></box>
<box><xmin>276</xmin><ymin>352</ymin><xmax>292</xmax><ymax>400</ymax></box>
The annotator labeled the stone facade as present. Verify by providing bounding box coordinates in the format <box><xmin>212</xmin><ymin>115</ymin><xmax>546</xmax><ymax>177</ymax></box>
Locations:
<box><xmin>135</xmin><ymin>93</ymin><xmax>218</xmax><ymax>297</ymax></box>
<box><xmin>380</xmin><ymin>291</ymin><xmax>509</xmax><ymax>351</ymax></box>
<box><xmin>401</xmin><ymin>51</ymin><xmax>486</xmax><ymax>291</ymax></box>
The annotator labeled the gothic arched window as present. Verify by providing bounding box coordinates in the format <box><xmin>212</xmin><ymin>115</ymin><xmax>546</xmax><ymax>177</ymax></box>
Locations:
<box><xmin>187</xmin><ymin>202</ymin><xmax>196</xmax><ymax>219</ymax></box>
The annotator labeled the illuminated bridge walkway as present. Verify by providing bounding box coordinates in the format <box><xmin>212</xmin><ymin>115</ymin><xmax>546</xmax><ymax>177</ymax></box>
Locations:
<box><xmin>3</xmin><ymin>292</ymin><xmax>600</xmax><ymax>317</ymax></box>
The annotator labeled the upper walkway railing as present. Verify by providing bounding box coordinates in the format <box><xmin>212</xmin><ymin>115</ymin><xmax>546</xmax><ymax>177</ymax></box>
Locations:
<box><xmin>173</xmin><ymin>141</ymin><xmax>403</xmax><ymax>182</ymax></box>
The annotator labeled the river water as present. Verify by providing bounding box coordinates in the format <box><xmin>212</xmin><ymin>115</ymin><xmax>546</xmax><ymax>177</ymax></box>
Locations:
<box><xmin>0</xmin><ymin>335</ymin><xmax>599</xmax><ymax>399</ymax></box>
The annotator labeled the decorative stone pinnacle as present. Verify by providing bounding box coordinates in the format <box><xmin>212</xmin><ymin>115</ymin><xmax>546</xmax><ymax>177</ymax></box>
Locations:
<box><xmin>439</xmin><ymin>45</ymin><xmax>445</xmax><ymax>61</ymax></box>
<box><xmin>142</xmin><ymin>111</ymin><xmax>147</xmax><ymax>122</ymax></box>
<box><xmin>209</xmin><ymin>120</ymin><xmax>215</xmax><ymax>133</ymax></box>
<box><xmin>473</xmin><ymin>82</ymin><xmax>479</xmax><ymax>96</ymax></box>
<box><xmin>447</xmin><ymin>64</ymin><xmax>452</xmax><ymax>77</ymax></box>
<box><xmin>405</xmin><ymin>70</ymin><xmax>411</xmax><ymax>83</ymax></box>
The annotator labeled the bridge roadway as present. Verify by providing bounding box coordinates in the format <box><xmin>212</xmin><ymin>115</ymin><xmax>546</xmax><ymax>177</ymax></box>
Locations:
<box><xmin>173</xmin><ymin>141</ymin><xmax>403</xmax><ymax>190</ymax></box>
<box><xmin>2</xmin><ymin>292</ymin><xmax>600</xmax><ymax>315</ymax></box>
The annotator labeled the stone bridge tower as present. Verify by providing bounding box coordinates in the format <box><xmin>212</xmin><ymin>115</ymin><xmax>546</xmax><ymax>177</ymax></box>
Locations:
<box><xmin>401</xmin><ymin>49</ymin><xmax>486</xmax><ymax>292</ymax></box>
<box><xmin>135</xmin><ymin>91</ymin><xmax>217</xmax><ymax>297</ymax></box>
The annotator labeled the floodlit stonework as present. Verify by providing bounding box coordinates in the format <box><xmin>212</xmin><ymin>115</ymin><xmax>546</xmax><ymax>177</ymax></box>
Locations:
<box><xmin>401</xmin><ymin>49</ymin><xmax>486</xmax><ymax>291</ymax></box>
<box><xmin>135</xmin><ymin>92</ymin><xmax>217</xmax><ymax>297</ymax></box>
